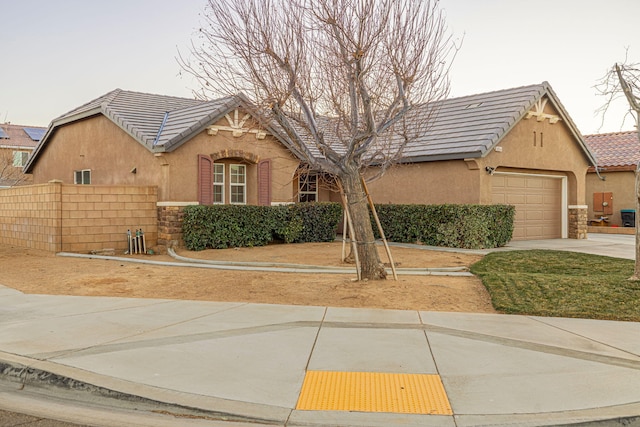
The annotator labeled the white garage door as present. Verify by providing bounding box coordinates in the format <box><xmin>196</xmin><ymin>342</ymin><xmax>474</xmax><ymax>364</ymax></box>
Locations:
<box><xmin>492</xmin><ymin>174</ymin><xmax>563</xmax><ymax>240</ymax></box>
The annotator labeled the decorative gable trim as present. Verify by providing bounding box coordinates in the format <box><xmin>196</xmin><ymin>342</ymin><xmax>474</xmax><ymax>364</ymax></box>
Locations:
<box><xmin>525</xmin><ymin>98</ymin><xmax>561</xmax><ymax>124</ymax></box>
<box><xmin>206</xmin><ymin>109</ymin><xmax>268</xmax><ymax>139</ymax></box>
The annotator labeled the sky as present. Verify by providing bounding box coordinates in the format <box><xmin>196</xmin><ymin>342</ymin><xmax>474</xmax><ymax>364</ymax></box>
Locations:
<box><xmin>1</xmin><ymin>0</ymin><xmax>638</xmax><ymax>135</ymax></box>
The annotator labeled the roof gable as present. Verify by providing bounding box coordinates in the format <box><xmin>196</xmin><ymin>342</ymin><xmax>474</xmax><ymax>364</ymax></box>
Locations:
<box><xmin>400</xmin><ymin>82</ymin><xmax>594</xmax><ymax>163</ymax></box>
<box><xmin>584</xmin><ymin>130</ymin><xmax>640</xmax><ymax>168</ymax></box>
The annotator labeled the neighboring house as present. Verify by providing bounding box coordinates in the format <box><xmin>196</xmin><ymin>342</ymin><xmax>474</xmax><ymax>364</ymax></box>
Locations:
<box><xmin>584</xmin><ymin>130</ymin><xmax>640</xmax><ymax>227</ymax></box>
<box><xmin>25</xmin><ymin>82</ymin><xmax>596</xmax><ymax>241</ymax></box>
<box><xmin>0</xmin><ymin>123</ymin><xmax>45</xmax><ymax>187</ymax></box>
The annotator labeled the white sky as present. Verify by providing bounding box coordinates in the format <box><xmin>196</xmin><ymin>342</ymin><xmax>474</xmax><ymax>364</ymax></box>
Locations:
<box><xmin>1</xmin><ymin>0</ymin><xmax>638</xmax><ymax>135</ymax></box>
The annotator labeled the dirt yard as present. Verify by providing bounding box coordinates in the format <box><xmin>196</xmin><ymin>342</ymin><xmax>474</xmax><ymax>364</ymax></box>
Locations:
<box><xmin>0</xmin><ymin>242</ymin><xmax>495</xmax><ymax>313</ymax></box>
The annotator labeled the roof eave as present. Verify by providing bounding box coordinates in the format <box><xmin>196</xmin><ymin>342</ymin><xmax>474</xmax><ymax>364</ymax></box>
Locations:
<box><xmin>398</xmin><ymin>151</ymin><xmax>483</xmax><ymax>164</ymax></box>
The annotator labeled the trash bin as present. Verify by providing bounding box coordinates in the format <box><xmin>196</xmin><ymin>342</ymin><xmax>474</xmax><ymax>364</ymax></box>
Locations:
<box><xmin>621</xmin><ymin>209</ymin><xmax>636</xmax><ymax>227</ymax></box>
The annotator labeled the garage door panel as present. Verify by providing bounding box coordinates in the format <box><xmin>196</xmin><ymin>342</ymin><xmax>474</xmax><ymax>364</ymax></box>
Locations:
<box><xmin>507</xmin><ymin>194</ymin><xmax>526</xmax><ymax>204</ymax></box>
<box><xmin>492</xmin><ymin>174</ymin><xmax>562</xmax><ymax>240</ymax></box>
<box><xmin>526</xmin><ymin>194</ymin><xmax>544</xmax><ymax>204</ymax></box>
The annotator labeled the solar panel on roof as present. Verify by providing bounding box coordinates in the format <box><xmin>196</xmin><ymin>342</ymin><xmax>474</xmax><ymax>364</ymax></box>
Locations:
<box><xmin>0</xmin><ymin>128</ymin><xmax>8</xmax><ymax>139</ymax></box>
<box><xmin>23</xmin><ymin>127</ymin><xmax>46</xmax><ymax>141</ymax></box>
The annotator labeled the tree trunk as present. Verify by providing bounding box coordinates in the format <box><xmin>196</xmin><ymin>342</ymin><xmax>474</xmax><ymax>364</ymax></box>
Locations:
<box><xmin>339</xmin><ymin>165</ymin><xmax>387</xmax><ymax>280</ymax></box>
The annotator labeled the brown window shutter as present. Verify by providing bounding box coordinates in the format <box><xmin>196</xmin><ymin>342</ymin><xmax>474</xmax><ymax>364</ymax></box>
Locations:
<box><xmin>258</xmin><ymin>159</ymin><xmax>271</xmax><ymax>206</ymax></box>
<box><xmin>593</xmin><ymin>193</ymin><xmax>603</xmax><ymax>213</ymax></box>
<box><xmin>603</xmin><ymin>192</ymin><xmax>613</xmax><ymax>215</ymax></box>
<box><xmin>593</xmin><ymin>192</ymin><xmax>613</xmax><ymax>215</ymax></box>
<box><xmin>198</xmin><ymin>154</ymin><xmax>213</xmax><ymax>205</ymax></box>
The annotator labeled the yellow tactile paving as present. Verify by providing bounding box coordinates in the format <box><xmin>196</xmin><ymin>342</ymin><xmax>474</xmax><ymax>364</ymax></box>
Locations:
<box><xmin>296</xmin><ymin>371</ymin><xmax>452</xmax><ymax>415</ymax></box>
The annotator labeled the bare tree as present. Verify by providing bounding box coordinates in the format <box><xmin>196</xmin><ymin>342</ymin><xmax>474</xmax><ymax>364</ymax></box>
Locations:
<box><xmin>596</xmin><ymin>58</ymin><xmax>640</xmax><ymax>279</ymax></box>
<box><xmin>180</xmin><ymin>0</ymin><xmax>456</xmax><ymax>280</ymax></box>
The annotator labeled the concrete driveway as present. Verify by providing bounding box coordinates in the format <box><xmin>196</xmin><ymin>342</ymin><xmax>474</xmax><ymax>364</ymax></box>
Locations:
<box><xmin>497</xmin><ymin>233</ymin><xmax>635</xmax><ymax>260</ymax></box>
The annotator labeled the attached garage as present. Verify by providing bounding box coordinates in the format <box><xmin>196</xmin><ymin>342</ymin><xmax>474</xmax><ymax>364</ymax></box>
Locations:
<box><xmin>492</xmin><ymin>173</ymin><xmax>566</xmax><ymax>240</ymax></box>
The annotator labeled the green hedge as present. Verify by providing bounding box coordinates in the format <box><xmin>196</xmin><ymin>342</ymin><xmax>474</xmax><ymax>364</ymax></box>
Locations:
<box><xmin>182</xmin><ymin>203</ymin><xmax>342</xmax><ymax>250</ymax></box>
<box><xmin>373</xmin><ymin>204</ymin><xmax>514</xmax><ymax>249</ymax></box>
<box><xmin>182</xmin><ymin>202</ymin><xmax>513</xmax><ymax>251</ymax></box>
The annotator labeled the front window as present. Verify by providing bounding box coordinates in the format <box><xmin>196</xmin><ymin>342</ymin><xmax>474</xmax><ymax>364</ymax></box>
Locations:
<box><xmin>298</xmin><ymin>173</ymin><xmax>317</xmax><ymax>202</ymax></box>
<box><xmin>230</xmin><ymin>164</ymin><xmax>246</xmax><ymax>204</ymax></box>
<box><xmin>74</xmin><ymin>169</ymin><xmax>91</xmax><ymax>184</ymax></box>
<box><xmin>12</xmin><ymin>151</ymin><xmax>29</xmax><ymax>167</ymax></box>
<box><xmin>213</xmin><ymin>163</ymin><xmax>225</xmax><ymax>204</ymax></box>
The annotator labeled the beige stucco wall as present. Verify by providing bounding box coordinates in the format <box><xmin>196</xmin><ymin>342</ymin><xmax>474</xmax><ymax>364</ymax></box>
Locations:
<box><xmin>586</xmin><ymin>170</ymin><xmax>636</xmax><ymax>226</ymax></box>
<box><xmin>31</xmin><ymin>113</ymin><xmax>301</xmax><ymax>204</ymax></box>
<box><xmin>367</xmin><ymin>160</ymin><xmax>481</xmax><ymax>204</ymax></box>
<box><xmin>367</xmin><ymin>98</ymin><xmax>591</xmax><ymax>207</ymax></box>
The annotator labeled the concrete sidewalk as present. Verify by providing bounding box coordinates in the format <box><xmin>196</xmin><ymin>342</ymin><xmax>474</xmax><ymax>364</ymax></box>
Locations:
<box><xmin>1</xmin><ymin>282</ymin><xmax>640</xmax><ymax>426</ymax></box>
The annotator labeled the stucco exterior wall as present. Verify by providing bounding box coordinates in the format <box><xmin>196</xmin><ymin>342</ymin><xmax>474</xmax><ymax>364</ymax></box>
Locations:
<box><xmin>481</xmin><ymin>101</ymin><xmax>590</xmax><ymax>205</ymax></box>
<box><xmin>163</xmin><ymin>113</ymin><xmax>301</xmax><ymax>204</ymax></box>
<box><xmin>32</xmin><ymin>116</ymin><xmax>161</xmax><ymax>188</ymax></box>
<box><xmin>366</xmin><ymin>160</ymin><xmax>480</xmax><ymax>204</ymax></box>
<box><xmin>586</xmin><ymin>170</ymin><xmax>636</xmax><ymax>226</ymax></box>
<box><xmin>31</xmin><ymin>113</ymin><xmax>302</xmax><ymax>205</ymax></box>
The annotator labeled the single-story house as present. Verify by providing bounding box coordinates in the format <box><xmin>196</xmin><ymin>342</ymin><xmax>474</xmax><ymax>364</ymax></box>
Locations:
<box><xmin>584</xmin><ymin>130</ymin><xmax>639</xmax><ymax>227</ymax></box>
<box><xmin>25</xmin><ymin>81</ymin><xmax>596</xmax><ymax>241</ymax></box>
<box><xmin>0</xmin><ymin>123</ymin><xmax>45</xmax><ymax>187</ymax></box>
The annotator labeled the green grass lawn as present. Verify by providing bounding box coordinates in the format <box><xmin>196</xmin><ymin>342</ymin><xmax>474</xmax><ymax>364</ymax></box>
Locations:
<box><xmin>470</xmin><ymin>250</ymin><xmax>640</xmax><ymax>321</ymax></box>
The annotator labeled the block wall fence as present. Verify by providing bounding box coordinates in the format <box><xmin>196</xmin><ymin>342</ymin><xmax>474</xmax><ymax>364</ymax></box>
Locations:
<box><xmin>0</xmin><ymin>182</ymin><xmax>157</xmax><ymax>253</ymax></box>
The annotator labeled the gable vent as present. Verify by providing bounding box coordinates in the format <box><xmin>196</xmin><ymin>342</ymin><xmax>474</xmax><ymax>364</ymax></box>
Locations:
<box><xmin>465</xmin><ymin>102</ymin><xmax>484</xmax><ymax>109</ymax></box>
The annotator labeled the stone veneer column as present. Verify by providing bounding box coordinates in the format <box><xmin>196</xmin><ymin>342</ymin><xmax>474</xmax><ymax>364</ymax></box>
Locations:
<box><xmin>568</xmin><ymin>205</ymin><xmax>588</xmax><ymax>239</ymax></box>
<box><xmin>157</xmin><ymin>203</ymin><xmax>194</xmax><ymax>252</ymax></box>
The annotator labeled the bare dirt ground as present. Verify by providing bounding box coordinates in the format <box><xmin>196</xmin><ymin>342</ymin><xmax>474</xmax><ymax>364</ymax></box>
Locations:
<box><xmin>0</xmin><ymin>242</ymin><xmax>495</xmax><ymax>313</ymax></box>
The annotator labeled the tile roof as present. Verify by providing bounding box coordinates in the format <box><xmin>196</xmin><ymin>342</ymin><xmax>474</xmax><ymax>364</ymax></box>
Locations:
<box><xmin>274</xmin><ymin>82</ymin><xmax>593</xmax><ymax>164</ymax></box>
<box><xmin>583</xmin><ymin>130</ymin><xmax>640</xmax><ymax>168</ymax></box>
<box><xmin>26</xmin><ymin>90</ymin><xmax>244</xmax><ymax>171</ymax></box>
<box><xmin>26</xmin><ymin>82</ymin><xmax>596</xmax><ymax>172</ymax></box>
<box><xmin>0</xmin><ymin>123</ymin><xmax>46</xmax><ymax>149</ymax></box>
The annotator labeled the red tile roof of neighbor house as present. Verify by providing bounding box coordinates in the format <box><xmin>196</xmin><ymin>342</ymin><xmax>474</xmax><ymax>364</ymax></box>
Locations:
<box><xmin>584</xmin><ymin>130</ymin><xmax>640</xmax><ymax>170</ymax></box>
<box><xmin>0</xmin><ymin>123</ymin><xmax>46</xmax><ymax>149</ymax></box>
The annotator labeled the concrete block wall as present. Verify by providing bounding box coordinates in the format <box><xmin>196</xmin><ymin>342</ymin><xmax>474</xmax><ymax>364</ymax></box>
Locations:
<box><xmin>0</xmin><ymin>183</ymin><xmax>62</xmax><ymax>251</ymax></box>
<box><xmin>60</xmin><ymin>184</ymin><xmax>158</xmax><ymax>253</ymax></box>
<box><xmin>0</xmin><ymin>182</ymin><xmax>158</xmax><ymax>253</ymax></box>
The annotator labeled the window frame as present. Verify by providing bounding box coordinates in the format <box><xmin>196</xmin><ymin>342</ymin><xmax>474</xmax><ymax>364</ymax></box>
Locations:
<box><xmin>229</xmin><ymin>164</ymin><xmax>246</xmax><ymax>205</ymax></box>
<box><xmin>12</xmin><ymin>151</ymin><xmax>29</xmax><ymax>167</ymax></box>
<box><xmin>298</xmin><ymin>172</ymin><xmax>318</xmax><ymax>202</ymax></box>
<box><xmin>213</xmin><ymin>163</ymin><xmax>225</xmax><ymax>204</ymax></box>
<box><xmin>74</xmin><ymin>169</ymin><xmax>91</xmax><ymax>185</ymax></box>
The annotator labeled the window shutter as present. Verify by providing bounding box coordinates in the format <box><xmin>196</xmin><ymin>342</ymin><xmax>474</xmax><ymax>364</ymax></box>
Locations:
<box><xmin>198</xmin><ymin>154</ymin><xmax>214</xmax><ymax>205</ymax></box>
<box><xmin>257</xmin><ymin>159</ymin><xmax>271</xmax><ymax>206</ymax></box>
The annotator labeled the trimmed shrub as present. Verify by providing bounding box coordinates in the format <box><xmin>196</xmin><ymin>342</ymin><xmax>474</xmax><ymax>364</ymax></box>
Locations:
<box><xmin>373</xmin><ymin>204</ymin><xmax>514</xmax><ymax>249</ymax></box>
<box><xmin>287</xmin><ymin>202</ymin><xmax>343</xmax><ymax>243</ymax></box>
<box><xmin>182</xmin><ymin>202</ymin><xmax>342</xmax><ymax>250</ymax></box>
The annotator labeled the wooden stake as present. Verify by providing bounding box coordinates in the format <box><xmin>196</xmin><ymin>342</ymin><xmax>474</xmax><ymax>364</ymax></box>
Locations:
<box><xmin>361</xmin><ymin>176</ymin><xmax>398</xmax><ymax>280</ymax></box>
<box><xmin>337</xmin><ymin>182</ymin><xmax>361</xmax><ymax>281</ymax></box>
<box><xmin>341</xmin><ymin>208</ymin><xmax>348</xmax><ymax>262</ymax></box>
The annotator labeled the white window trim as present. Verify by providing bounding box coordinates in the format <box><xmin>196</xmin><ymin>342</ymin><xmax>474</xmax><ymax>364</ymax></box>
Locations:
<box><xmin>230</xmin><ymin>164</ymin><xmax>246</xmax><ymax>205</ymax></box>
<box><xmin>493</xmin><ymin>171</ymin><xmax>567</xmax><ymax>238</ymax></box>
<box><xmin>12</xmin><ymin>151</ymin><xmax>29</xmax><ymax>167</ymax></box>
<box><xmin>298</xmin><ymin>172</ymin><xmax>318</xmax><ymax>202</ymax></box>
<box><xmin>213</xmin><ymin>163</ymin><xmax>225</xmax><ymax>205</ymax></box>
<box><xmin>74</xmin><ymin>169</ymin><xmax>91</xmax><ymax>185</ymax></box>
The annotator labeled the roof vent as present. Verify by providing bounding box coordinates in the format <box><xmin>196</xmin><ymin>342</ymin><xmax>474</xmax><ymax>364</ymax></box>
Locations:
<box><xmin>465</xmin><ymin>102</ymin><xmax>484</xmax><ymax>109</ymax></box>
